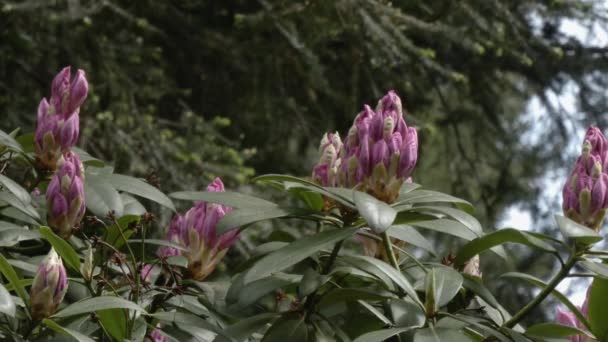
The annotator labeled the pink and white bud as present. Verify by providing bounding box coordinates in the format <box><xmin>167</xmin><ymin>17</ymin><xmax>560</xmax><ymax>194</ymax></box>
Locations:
<box><xmin>35</xmin><ymin>67</ymin><xmax>88</xmax><ymax>169</ymax></box>
<box><xmin>158</xmin><ymin>178</ymin><xmax>239</xmax><ymax>281</ymax></box>
<box><xmin>312</xmin><ymin>132</ymin><xmax>343</xmax><ymax>187</ymax></box>
<box><xmin>46</xmin><ymin>152</ymin><xmax>86</xmax><ymax>239</ymax></box>
<box><xmin>563</xmin><ymin>127</ymin><xmax>608</xmax><ymax>230</ymax></box>
<box><xmin>146</xmin><ymin>324</ymin><xmax>168</xmax><ymax>342</ymax></box>
<box><xmin>556</xmin><ymin>288</ymin><xmax>595</xmax><ymax>342</ymax></box>
<box><xmin>30</xmin><ymin>248</ymin><xmax>68</xmax><ymax>319</ymax></box>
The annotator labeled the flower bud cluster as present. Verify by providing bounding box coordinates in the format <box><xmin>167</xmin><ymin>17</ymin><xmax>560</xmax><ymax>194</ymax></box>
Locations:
<box><xmin>158</xmin><ymin>178</ymin><xmax>240</xmax><ymax>281</ymax></box>
<box><xmin>563</xmin><ymin>126</ymin><xmax>608</xmax><ymax>230</ymax></box>
<box><xmin>312</xmin><ymin>90</ymin><xmax>418</xmax><ymax>203</ymax></box>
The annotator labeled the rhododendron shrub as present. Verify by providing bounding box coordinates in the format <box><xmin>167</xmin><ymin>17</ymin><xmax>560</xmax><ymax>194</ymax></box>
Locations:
<box><xmin>1</xmin><ymin>68</ymin><xmax>608</xmax><ymax>341</ymax></box>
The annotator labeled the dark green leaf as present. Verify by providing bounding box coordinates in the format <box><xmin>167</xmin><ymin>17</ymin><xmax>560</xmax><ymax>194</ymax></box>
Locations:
<box><xmin>0</xmin><ymin>254</ymin><xmax>28</xmax><ymax>304</ymax></box>
<box><xmin>262</xmin><ymin>315</ymin><xmax>308</xmax><ymax>342</ymax></box>
<box><xmin>406</xmin><ymin>206</ymin><xmax>482</xmax><ymax>236</ymax></box>
<box><xmin>353</xmin><ymin>327</ymin><xmax>414</xmax><ymax>342</ymax></box>
<box><xmin>53</xmin><ymin>296</ymin><xmax>146</xmax><ymax>318</ymax></box>
<box><xmin>454</xmin><ymin>228</ymin><xmax>555</xmax><ymax>266</ymax></box>
<box><xmin>318</xmin><ymin>288</ymin><xmax>392</xmax><ymax>307</ymax></box>
<box><xmin>414</xmin><ymin>327</ymin><xmax>475</xmax><ymax>342</ymax></box>
<box><xmin>170</xmin><ymin>190</ymin><xmax>276</xmax><ymax>208</ymax></box>
<box><xmin>223</xmin><ymin>313</ymin><xmax>279</xmax><ymax>342</ymax></box>
<box><xmin>217</xmin><ymin>206</ymin><xmax>296</xmax><ymax>235</ymax></box>
<box><xmin>354</xmin><ymin>191</ymin><xmax>396</xmax><ymax>234</ymax></box>
<box><xmin>0</xmin><ymin>192</ymin><xmax>40</xmax><ymax>220</ymax></box>
<box><xmin>0</xmin><ymin>228</ymin><xmax>40</xmax><ymax>247</ymax></box>
<box><xmin>396</xmin><ymin>190</ymin><xmax>474</xmax><ymax>214</ymax></box>
<box><xmin>389</xmin><ymin>298</ymin><xmax>426</xmax><ymax>328</ymax></box>
<box><xmin>150</xmin><ymin>311</ymin><xmax>230</xmax><ymax>339</ymax></box>
<box><xmin>588</xmin><ymin>277</ymin><xmax>608</xmax><ymax>339</ymax></box>
<box><xmin>110</xmin><ymin>174</ymin><xmax>175</xmax><ymax>211</ymax></box>
<box><xmin>410</xmin><ymin>219</ymin><xmax>478</xmax><ymax>241</ymax></box>
<box><xmin>341</xmin><ymin>255</ymin><xmax>423</xmax><ymax>308</ymax></box>
<box><xmin>39</xmin><ymin>226</ymin><xmax>81</xmax><ymax>272</ymax></box>
<box><xmin>121</xmin><ymin>193</ymin><xmax>147</xmax><ymax>216</ymax></box>
<box><xmin>526</xmin><ymin>323</ymin><xmax>591</xmax><ymax>339</ymax></box>
<box><xmin>98</xmin><ymin>308</ymin><xmax>127</xmax><ymax>341</ymax></box>
<box><xmin>72</xmin><ymin>147</ymin><xmax>105</xmax><ymax>168</ymax></box>
<box><xmin>42</xmin><ymin>319</ymin><xmax>95</xmax><ymax>342</ymax></box>
<box><xmin>243</xmin><ymin>227</ymin><xmax>358</xmax><ymax>284</ymax></box>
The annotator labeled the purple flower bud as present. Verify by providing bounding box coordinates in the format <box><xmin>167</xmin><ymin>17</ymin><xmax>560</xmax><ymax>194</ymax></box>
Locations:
<box><xmin>555</xmin><ymin>287</ymin><xmax>593</xmax><ymax>342</ymax></box>
<box><xmin>35</xmin><ymin>67</ymin><xmax>88</xmax><ymax>169</ymax></box>
<box><xmin>564</xmin><ymin>127</ymin><xmax>608</xmax><ymax>230</ymax></box>
<box><xmin>345</xmin><ymin>91</ymin><xmax>418</xmax><ymax>202</ymax></box>
<box><xmin>157</xmin><ymin>178</ymin><xmax>239</xmax><ymax>281</ymax></box>
<box><xmin>30</xmin><ymin>248</ymin><xmax>68</xmax><ymax>319</ymax></box>
<box><xmin>46</xmin><ymin>152</ymin><xmax>85</xmax><ymax>239</ymax></box>
<box><xmin>140</xmin><ymin>264</ymin><xmax>154</xmax><ymax>283</ymax></box>
<box><xmin>312</xmin><ymin>132</ymin><xmax>343</xmax><ymax>187</ymax></box>
<box><xmin>148</xmin><ymin>324</ymin><xmax>168</xmax><ymax>342</ymax></box>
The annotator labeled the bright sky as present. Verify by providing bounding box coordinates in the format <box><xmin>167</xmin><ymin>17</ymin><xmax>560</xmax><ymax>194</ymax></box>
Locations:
<box><xmin>498</xmin><ymin>10</ymin><xmax>608</xmax><ymax>310</ymax></box>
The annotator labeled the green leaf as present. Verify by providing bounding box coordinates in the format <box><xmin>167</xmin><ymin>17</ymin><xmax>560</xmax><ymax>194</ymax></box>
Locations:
<box><xmin>103</xmin><ymin>215</ymin><xmax>139</xmax><ymax>251</ymax></box>
<box><xmin>353</xmin><ymin>327</ymin><xmax>414</xmax><ymax>342</ymax></box>
<box><xmin>121</xmin><ymin>193</ymin><xmax>147</xmax><ymax>216</ymax></box>
<box><xmin>0</xmin><ymin>129</ymin><xmax>24</xmax><ymax>153</ymax></box>
<box><xmin>414</xmin><ymin>327</ymin><xmax>475</xmax><ymax>342</ymax></box>
<box><xmin>72</xmin><ymin>147</ymin><xmax>105</xmax><ymax>167</ymax></box>
<box><xmin>454</xmin><ymin>228</ymin><xmax>555</xmax><ymax>266</ymax></box>
<box><xmin>428</xmin><ymin>266</ymin><xmax>463</xmax><ymax>308</ymax></box>
<box><xmin>243</xmin><ymin>227</ymin><xmax>358</xmax><ymax>284</ymax></box>
<box><xmin>85</xmin><ymin>175</ymin><xmax>124</xmax><ymax>217</ymax></box>
<box><xmin>262</xmin><ymin>315</ymin><xmax>308</xmax><ymax>342</ymax></box>
<box><xmin>217</xmin><ymin>206</ymin><xmax>296</xmax><ymax>234</ymax></box>
<box><xmin>222</xmin><ymin>313</ymin><xmax>279</xmax><ymax>342</ymax></box>
<box><xmin>318</xmin><ymin>288</ymin><xmax>392</xmax><ymax>307</ymax></box>
<box><xmin>98</xmin><ymin>308</ymin><xmax>127</xmax><ymax>341</ymax></box>
<box><xmin>406</xmin><ymin>206</ymin><xmax>482</xmax><ymax>235</ymax></box>
<box><xmin>589</xmin><ymin>277</ymin><xmax>608</xmax><ymax>339</ymax></box>
<box><xmin>126</xmin><ymin>238</ymin><xmax>188</xmax><ymax>251</ymax></box>
<box><xmin>42</xmin><ymin>319</ymin><xmax>95</xmax><ymax>342</ymax></box>
<box><xmin>410</xmin><ymin>219</ymin><xmax>478</xmax><ymax>240</ymax></box>
<box><xmin>170</xmin><ymin>190</ymin><xmax>276</xmax><ymax>208</ymax></box>
<box><xmin>0</xmin><ymin>283</ymin><xmax>15</xmax><ymax>317</ymax></box>
<box><xmin>0</xmin><ymin>174</ymin><xmax>30</xmax><ymax>204</ymax></box>
<box><xmin>227</xmin><ymin>273</ymin><xmax>301</xmax><ymax>308</ymax></box>
<box><xmin>396</xmin><ymin>190</ymin><xmax>474</xmax><ymax>214</ymax></box>
<box><xmin>109</xmin><ymin>174</ymin><xmax>175</xmax><ymax>211</ymax></box>
<box><xmin>342</xmin><ymin>255</ymin><xmax>423</xmax><ymax>308</ymax></box>
<box><xmin>0</xmin><ymin>192</ymin><xmax>40</xmax><ymax>221</ymax></box>
<box><xmin>354</xmin><ymin>191</ymin><xmax>396</xmax><ymax>234</ymax></box>
<box><xmin>298</xmin><ymin>268</ymin><xmax>329</xmax><ymax>297</ymax></box>
<box><xmin>526</xmin><ymin>323</ymin><xmax>591</xmax><ymax>339</ymax></box>
<box><xmin>0</xmin><ymin>228</ymin><xmax>40</xmax><ymax>247</ymax></box>
<box><xmin>254</xmin><ymin>174</ymin><xmax>355</xmax><ymax>208</ymax></box>
<box><xmin>555</xmin><ymin>215</ymin><xmax>602</xmax><ymax>246</ymax></box>
<box><xmin>501</xmin><ymin>272</ymin><xmax>590</xmax><ymax>330</ymax></box>
<box><xmin>150</xmin><ymin>311</ymin><xmax>229</xmax><ymax>338</ymax></box>
<box><xmin>39</xmin><ymin>226</ymin><xmax>81</xmax><ymax>273</ymax></box>
<box><xmin>387</xmin><ymin>225</ymin><xmax>436</xmax><ymax>256</ymax></box>
<box><xmin>389</xmin><ymin>298</ymin><xmax>426</xmax><ymax>327</ymax></box>
<box><xmin>580</xmin><ymin>260</ymin><xmax>608</xmax><ymax>278</ymax></box>
<box><xmin>0</xmin><ymin>254</ymin><xmax>28</xmax><ymax>304</ymax></box>
<box><xmin>53</xmin><ymin>296</ymin><xmax>146</xmax><ymax>318</ymax></box>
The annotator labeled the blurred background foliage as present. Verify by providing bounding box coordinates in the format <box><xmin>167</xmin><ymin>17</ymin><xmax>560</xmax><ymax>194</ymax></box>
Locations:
<box><xmin>2</xmin><ymin>0</ymin><xmax>608</xmax><ymax>324</ymax></box>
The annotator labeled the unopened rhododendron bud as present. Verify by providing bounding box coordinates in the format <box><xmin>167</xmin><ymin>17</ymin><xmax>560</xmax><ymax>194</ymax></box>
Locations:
<box><xmin>312</xmin><ymin>132</ymin><xmax>343</xmax><ymax>187</ymax></box>
<box><xmin>556</xmin><ymin>288</ymin><xmax>595</xmax><ymax>342</ymax></box>
<box><xmin>146</xmin><ymin>324</ymin><xmax>168</xmax><ymax>342</ymax></box>
<box><xmin>35</xmin><ymin>67</ymin><xmax>88</xmax><ymax>170</ymax></box>
<box><xmin>30</xmin><ymin>248</ymin><xmax>68</xmax><ymax>319</ymax></box>
<box><xmin>563</xmin><ymin>126</ymin><xmax>608</xmax><ymax>230</ymax></box>
<box><xmin>158</xmin><ymin>178</ymin><xmax>239</xmax><ymax>281</ymax></box>
<box><xmin>463</xmin><ymin>255</ymin><xmax>482</xmax><ymax>277</ymax></box>
<box><xmin>46</xmin><ymin>152</ymin><xmax>86</xmax><ymax>238</ymax></box>
<box><xmin>312</xmin><ymin>91</ymin><xmax>418</xmax><ymax>204</ymax></box>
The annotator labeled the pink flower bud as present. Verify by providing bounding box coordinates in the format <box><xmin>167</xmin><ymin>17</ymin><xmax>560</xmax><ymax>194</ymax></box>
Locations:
<box><xmin>147</xmin><ymin>324</ymin><xmax>168</xmax><ymax>342</ymax></box>
<box><xmin>157</xmin><ymin>178</ymin><xmax>239</xmax><ymax>281</ymax></box>
<box><xmin>30</xmin><ymin>248</ymin><xmax>68</xmax><ymax>319</ymax></box>
<box><xmin>555</xmin><ymin>287</ymin><xmax>593</xmax><ymax>342</ymax></box>
<box><xmin>35</xmin><ymin>67</ymin><xmax>88</xmax><ymax>169</ymax></box>
<box><xmin>312</xmin><ymin>132</ymin><xmax>343</xmax><ymax>187</ymax></box>
<box><xmin>46</xmin><ymin>152</ymin><xmax>85</xmax><ymax>238</ymax></box>
<box><xmin>564</xmin><ymin>127</ymin><xmax>608</xmax><ymax>230</ymax></box>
